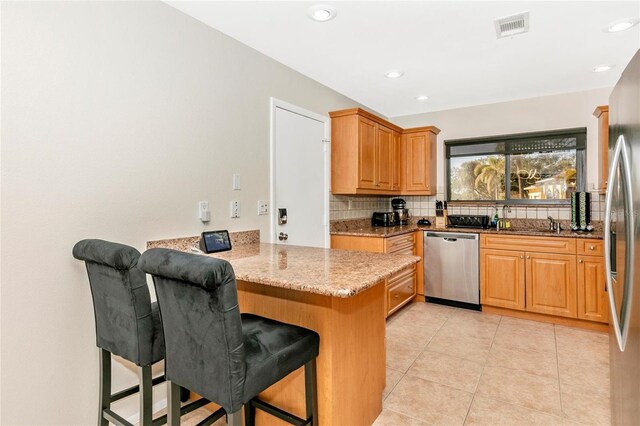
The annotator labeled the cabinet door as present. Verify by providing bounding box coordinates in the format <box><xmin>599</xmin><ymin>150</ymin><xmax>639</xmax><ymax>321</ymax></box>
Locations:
<box><xmin>357</xmin><ymin>117</ymin><xmax>377</xmax><ymax>189</ymax></box>
<box><xmin>391</xmin><ymin>131</ymin><xmax>401</xmax><ymax>191</ymax></box>
<box><xmin>593</xmin><ymin>106</ymin><xmax>609</xmax><ymax>192</ymax></box>
<box><xmin>526</xmin><ymin>253</ymin><xmax>577</xmax><ymax>318</ymax></box>
<box><xmin>480</xmin><ymin>249</ymin><xmax>525</xmax><ymax>310</ymax></box>
<box><xmin>402</xmin><ymin>131</ymin><xmax>436</xmax><ymax>194</ymax></box>
<box><xmin>577</xmin><ymin>256</ymin><xmax>609</xmax><ymax>323</ymax></box>
<box><xmin>375</xmin><ymin>124</ymin><xmax>394</xmax><ymax>190</ymax></box>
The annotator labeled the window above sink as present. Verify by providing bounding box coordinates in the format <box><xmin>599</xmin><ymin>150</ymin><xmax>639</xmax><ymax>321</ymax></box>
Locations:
<box><xmin>445</xmin><ymin>128</ymin><xmax>586</xmax><ymax>205</ymax></box>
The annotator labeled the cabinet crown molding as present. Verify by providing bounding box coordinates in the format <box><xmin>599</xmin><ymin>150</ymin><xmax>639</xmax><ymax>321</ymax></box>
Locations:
<box><xmin>593</xmin><ymin>105</ymin><xmax>609</xmax><ymax>117</ymax></box>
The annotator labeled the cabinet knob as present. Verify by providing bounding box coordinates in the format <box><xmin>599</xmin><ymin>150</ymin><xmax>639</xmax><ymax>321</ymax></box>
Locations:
<box><xmin>589</xmin><ymin>245</ymin><xmax>595</xmax><ymax>250</ymax></box>
<box><xmin>407</xmin><ymin>285</ymin><xmax>412</xmax><ymax>290</ymax></box>
<box><xmin>579</xmin><ymin>259</ymin><xmax>584</xmax><ymax>263</ymax></box>
<box><xmin>520</xmin><ymin>255</ymin><xmax>524</xmax><ymax>259</ymax></box>
<box><xmin>394</xmin><ymin>294</ymin><xmax>399</xmax><ymax>299</ymax></box>
<box><xmin>526</xmin><ymin>256</ymin><xmax>530</xmax><ymax>259</ymax></box>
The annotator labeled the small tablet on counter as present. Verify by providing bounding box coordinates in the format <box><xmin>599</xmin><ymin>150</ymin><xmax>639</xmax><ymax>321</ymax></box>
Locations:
<box><xmin>199</xmin><ymin>230</ymin><xmax>232</xmax><ymax>253</ymax></box>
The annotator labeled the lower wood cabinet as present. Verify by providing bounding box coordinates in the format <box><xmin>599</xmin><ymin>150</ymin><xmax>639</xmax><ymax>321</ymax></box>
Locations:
<box><xmin>387</xmin><ymin>265</ymin><xmax>417</xmax><ymax>316</ymax></box>
<box><xmin>480</xmin><ymin>249</ymin><xmax>525</xmax><ymax>310</ymax></box>
<box><xmin>525</xmin><ymin>253</ymin><xmax>577</xmax><ymax>318</ymax></box>
<box><xmin>577</xmin><ymin>255</ymin><xmax>609</xmax><ymax>323</ymax></box>
<box><xmin>480</xmin><ymin>235</ymin><xmax>607</xmax><ymax>324</ymax></box>
<box><xmin>331</xmin><ymin>232</ymin><xmax>418</xmax><ymax>317</ymax></box>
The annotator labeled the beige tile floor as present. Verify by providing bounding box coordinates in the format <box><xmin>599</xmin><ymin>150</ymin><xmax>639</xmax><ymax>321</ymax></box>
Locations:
<box><xmin>378</xmin><ymin>302</ymin><xmax>611</xmax><ymax>426</ymax></box>
<box><xmin>164</xmin><ymin>302</ymin><xmax>611</xmax><ymax>426</ymax></box>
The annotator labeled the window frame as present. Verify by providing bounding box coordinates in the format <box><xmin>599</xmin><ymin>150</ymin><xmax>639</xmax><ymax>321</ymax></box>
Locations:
<box><xmin>445</xmin><ymin>127</ymin><xmax>587</xmax><ymax>205</ymax></box>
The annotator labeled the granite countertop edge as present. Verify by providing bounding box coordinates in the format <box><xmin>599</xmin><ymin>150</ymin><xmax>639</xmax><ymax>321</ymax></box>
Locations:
<box><xmin>331</xmin><ymin>225</ymin><xmax>603</xmax><ymax>240</ymax></box>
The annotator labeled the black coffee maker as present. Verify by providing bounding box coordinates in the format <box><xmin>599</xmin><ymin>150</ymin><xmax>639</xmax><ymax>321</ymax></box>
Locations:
<box><xmin>391</xmin><ymin>198</ymin><xmax>409</xmax><ymax>225</ymax></box>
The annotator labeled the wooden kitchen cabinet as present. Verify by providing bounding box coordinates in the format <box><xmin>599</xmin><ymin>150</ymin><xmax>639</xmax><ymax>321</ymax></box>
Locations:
<box><xmin>331</xmin><ymin>231</ymin><xmax>419</xmax><ymax>317</ymax></box>
<box><xmin>401</xmin><ymin>127</ymin><xmax>439</xmax><ymax>195</ymax></box>
<box><xmin>594</xmin><ymin>105</ymin><xmax>609</xmax><ymax>192</ymax></box>
<box><xmin>480</xmin><ymin>248</ymin><xmax>526</xmax><ymax>310</ymax></box>
<box><xmin>375</xmin><ymin>124</ymin><xmax>394</xmax><ymax>190</ymax></box>
<box><xmin>480</xmin><ymin>234</ymin><xmax>610</xmax><ymax>328</ymax></box>
<box><xmin>329</xmin><ymin>108</ymin><xmax>439</xmax><ymax>195</ymax></box>
<box><xmin>577</xmin><ymin>239</ymin><xmax>609</xmax><ymax>323</ymax></box>
<box><xmin>330</xmin><ymin>109</ymin><xmax>404</xmax><ymax>194</ymax></box>
<box><xmin>525</xmin><ymin>252</ymin><xmax>577</xmax><ymax>318</ymax></box>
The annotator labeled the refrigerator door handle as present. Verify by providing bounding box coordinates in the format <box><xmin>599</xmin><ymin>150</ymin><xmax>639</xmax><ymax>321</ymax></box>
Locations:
<box><xmin>604</xmin><ymin>134</ymin><xmax>635</xmax><ymax>351</ymax></box>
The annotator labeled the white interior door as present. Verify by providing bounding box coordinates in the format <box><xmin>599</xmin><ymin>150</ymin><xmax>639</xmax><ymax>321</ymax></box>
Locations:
<box><xmin>271</xmin><ymin>99</ymin><xmax>329</xmax><ymax>247</ymax></box>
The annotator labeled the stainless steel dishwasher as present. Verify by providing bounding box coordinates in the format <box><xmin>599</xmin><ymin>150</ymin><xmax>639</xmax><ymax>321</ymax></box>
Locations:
<box><xmin>424</xmin><ymin>231</ymin><xmax>480</xmax><ymax>310</ymax></box>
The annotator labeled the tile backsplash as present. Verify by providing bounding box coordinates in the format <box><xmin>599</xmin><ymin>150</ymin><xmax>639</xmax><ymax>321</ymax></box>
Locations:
<box><xmin>330</xmin><ymin>192</ymin><xmax>605</xmax><ymax>223</ymax></box>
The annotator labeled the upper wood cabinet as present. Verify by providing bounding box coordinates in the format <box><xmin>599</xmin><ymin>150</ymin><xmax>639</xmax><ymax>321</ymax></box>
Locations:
<box><xmin>401</xmin><ymin>127</ymin><xmax>439</xmax><ymax>195</ymax></box>
<box><xmin>329</xmin><ymin>108</ymin><xmax>439</xmax><ymax>195</ymax></box>
<box><xmin>593</xmin><ymin>105</ymin><xmax>609</xmax><ymax>192</ymax></box>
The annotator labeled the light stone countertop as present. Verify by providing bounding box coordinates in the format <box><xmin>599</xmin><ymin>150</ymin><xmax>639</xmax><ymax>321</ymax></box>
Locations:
<box><xmin>147</xmin><ymin>236</ymin><xmax>419</xmax><ymax>298</ymax></box>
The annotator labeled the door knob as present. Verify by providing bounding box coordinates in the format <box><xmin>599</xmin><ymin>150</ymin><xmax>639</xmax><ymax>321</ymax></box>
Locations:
<box><xmin>278</xmin><ymin>232</ymin><xmax>288</xmax><ymax>241</ymax></box>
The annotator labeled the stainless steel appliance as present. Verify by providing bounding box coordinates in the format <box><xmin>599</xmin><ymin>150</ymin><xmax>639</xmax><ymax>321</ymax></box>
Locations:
<box><xmin>605</xmin><ymin>49</ymin><xmax>640</xmax><ymax>425</ymax></box>
<box><xmin>424</xmin><ymin>231</ymin><xmax>480</xmax><ymax>310</ymax></box>
<box><xmin>371</xmin><ymin>211</ymin><xmax>397</xmax><ymax>227</ymax></box>
<box><xmin>391</xmin><ymin>198</ymin><xmax>410</xmax><ymax>225</ymax></box>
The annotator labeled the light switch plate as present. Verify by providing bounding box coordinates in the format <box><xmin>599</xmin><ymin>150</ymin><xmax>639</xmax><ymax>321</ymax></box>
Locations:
<box><xmin>258</xmin><ymin>200</ymin><xmax>268</xmax><ymax>215</ymax></box>
<box><xmin>233</xmin><ymin>174</ymin><xmax>241</xmax><ymax>190</ymax></box>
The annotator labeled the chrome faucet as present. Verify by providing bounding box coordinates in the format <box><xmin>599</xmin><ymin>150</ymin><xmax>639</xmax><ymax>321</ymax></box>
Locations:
<box><xmin>548</xmin><ymin>216</ymin><xmax>562</xmax><ymax>234</ymax></box>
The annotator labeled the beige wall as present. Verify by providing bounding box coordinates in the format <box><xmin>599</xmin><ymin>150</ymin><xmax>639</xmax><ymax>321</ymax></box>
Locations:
<box><xmin>1</xmin><ymin>2</ymin><xmax>362</xmax><ymax>423</ymax></box>
<box><xmin>392</xmin><ymin>87</ymin><xmax>612</xmax><ymax>194</ymax></box>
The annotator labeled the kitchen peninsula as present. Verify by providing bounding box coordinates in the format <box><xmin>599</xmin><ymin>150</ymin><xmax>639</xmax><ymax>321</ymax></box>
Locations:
<box><xmin>148</xmin><ymin>231</ymin><xmax>420</xmax><ymax>425</ymax></box>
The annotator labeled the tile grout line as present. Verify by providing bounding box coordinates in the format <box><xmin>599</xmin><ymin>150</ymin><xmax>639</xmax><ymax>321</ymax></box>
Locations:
<box><xmin>553</xmin><ymin>324</ymin><xmax>566</xmax><ymax>421</ymax></box>
<box><xmin>462</xmin><ymin>313</ymin><xmax>503</xmax><ymax>425</ymax></box>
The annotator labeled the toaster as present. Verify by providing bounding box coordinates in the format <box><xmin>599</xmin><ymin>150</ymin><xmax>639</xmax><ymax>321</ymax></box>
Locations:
<box><xmin>372</xmin><ymin>211</ymin><xmax>397</xmax><ymax>227</ymax></box>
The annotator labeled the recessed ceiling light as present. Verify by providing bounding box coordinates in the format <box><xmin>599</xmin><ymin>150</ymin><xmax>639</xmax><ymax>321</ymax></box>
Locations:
<box><xmin>385</xmin><ymin>70</ymin><xmax>404</xmax><ymax>79</ymax></box>
<box><xmin>606</xmin><ymin>18</ymin><xmax>639</xmax><ymax>33</ymax></box>
<box><xmin>308</xmin><ymin>5</ymin><xmax>337</xmax><ymax>22</ymax></box>
<box><xmin>416</xmin><ymin>95</ymin><xmax>429</xmax><ymax>101</ymax></box>
<box><xmin>593</xmin><ymin>64</ymin><xmax>614</xmax><ymax>73</ymax></box>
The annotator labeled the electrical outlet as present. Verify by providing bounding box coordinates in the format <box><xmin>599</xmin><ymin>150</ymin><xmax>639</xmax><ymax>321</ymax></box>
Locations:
<box><xmin>198</xmin><ymin>201</ymin><xmax>210</xmax><ymax>222</ymax></box>
<box><xmin>258</xmin><ymin>200</ymin><xmax>268</xmax><ymax>215</ymax></box>
<box><xmin>230</xmin><ymin>200</ymin><xmax>240</xmax><ymax>218</ymax></box>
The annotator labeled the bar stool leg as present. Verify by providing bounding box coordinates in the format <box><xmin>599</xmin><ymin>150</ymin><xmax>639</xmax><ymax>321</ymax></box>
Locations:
<box><xmin>244</xmin><ymin>402</ymin><xmax>255</xmax><ymax>426</ymax></box>
<box><xmin>167</xmin><ymin>381</ymin><xmax>181</xmax><ymax>426</ymax></box>
<box><xmin>139</xmin><ymin>366</ymin><xmax>153</xmax><ymax>426</ymax></box>
<box><xmin>305</xmin><ymin>359</ymin><xmax>318</xmax><ymax>426</ymax></box>
<box><xmin>98</xmin><ymin>349</ymin><xmax>111</xmax><ymax>426</ymax></box>
<box><xmin>227</xmin><ymin>410</ymin><xmax>242</xmax><ymax>426</ymax></box>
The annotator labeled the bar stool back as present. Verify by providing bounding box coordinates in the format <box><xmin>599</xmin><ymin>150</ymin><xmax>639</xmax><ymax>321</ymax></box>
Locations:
<box><xmin>73</xmin><ymin>239</ymin><xmax>166</xmax><ymax>426</ymax></box>
<box><xmin>139</xmin><ymin>248</ymin><xmax>319</xmax><ymax>426</ymax></box>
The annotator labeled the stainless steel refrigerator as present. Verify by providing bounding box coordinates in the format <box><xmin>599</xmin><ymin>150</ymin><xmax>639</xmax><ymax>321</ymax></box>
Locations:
<box><xmin>605</xmin><ymin>48</ymin><xmax>640</xmax><ymax>425</ymax></box>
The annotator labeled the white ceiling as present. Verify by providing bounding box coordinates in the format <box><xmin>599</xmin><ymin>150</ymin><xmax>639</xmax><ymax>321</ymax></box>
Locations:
<box><xmin>167</xmin><ymin>1</ymin><xmax>640</xmax><ymax>118</ymax></box>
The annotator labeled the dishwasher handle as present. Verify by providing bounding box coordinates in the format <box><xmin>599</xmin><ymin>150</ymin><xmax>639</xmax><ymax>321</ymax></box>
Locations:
<box><xmin>443</xmin><ymin>238</ymin><xmax>458</xmax><ymax>242</ymax></box>
<box><xmin>425</xmin><ymin>231</ymin><xmax>479</xmax><ymax>240</ymax></box>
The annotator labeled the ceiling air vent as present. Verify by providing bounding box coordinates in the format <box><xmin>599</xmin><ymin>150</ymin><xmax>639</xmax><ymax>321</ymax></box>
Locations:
<box><xmin>494</xmin><ymin>12</ymin><xmax>530</xmax><ymax>39</ymax></box>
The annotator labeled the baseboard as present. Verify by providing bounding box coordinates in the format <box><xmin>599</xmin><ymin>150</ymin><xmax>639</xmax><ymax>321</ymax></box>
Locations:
<box><xmin>482</xmin><ymin>306</ymin><xmax>609</xmax><ymax>332</ymax></box>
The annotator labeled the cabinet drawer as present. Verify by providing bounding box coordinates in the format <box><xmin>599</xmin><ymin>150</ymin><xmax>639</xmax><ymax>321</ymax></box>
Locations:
<box><xmin>387</xmin><ymin>269</ymin><xmax>416</xmax><ymax>315</ymax></box>
<box><xmin>388</xmin><ymin>263</ymin><xmax>416</xmax><ymax>282</ymax></box>
<box><xmin>385</xmin><ymin>232</ymin><xmax>416</xmax><ymax>254</ymax></box>
<box><xmin>480</xmin><ymin>234</ymin><xmax>576</xmax><ymax>254</ymax></box>
<box><xmin>577</xmin><ymin>239</ymin><xmax>604</xmax><ymax>257</ymax></box>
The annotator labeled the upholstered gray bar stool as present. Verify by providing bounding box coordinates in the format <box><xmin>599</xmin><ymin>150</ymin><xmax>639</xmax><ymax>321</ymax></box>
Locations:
<box><xmin>138</xmin><ymin>248</ymin><xmax>320</xmax><ymax>426</ymax></box>
<box><xmin>73</xmin><ymin>239</ymin><xmax>206</xmax><ymax>426</ymax></box>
